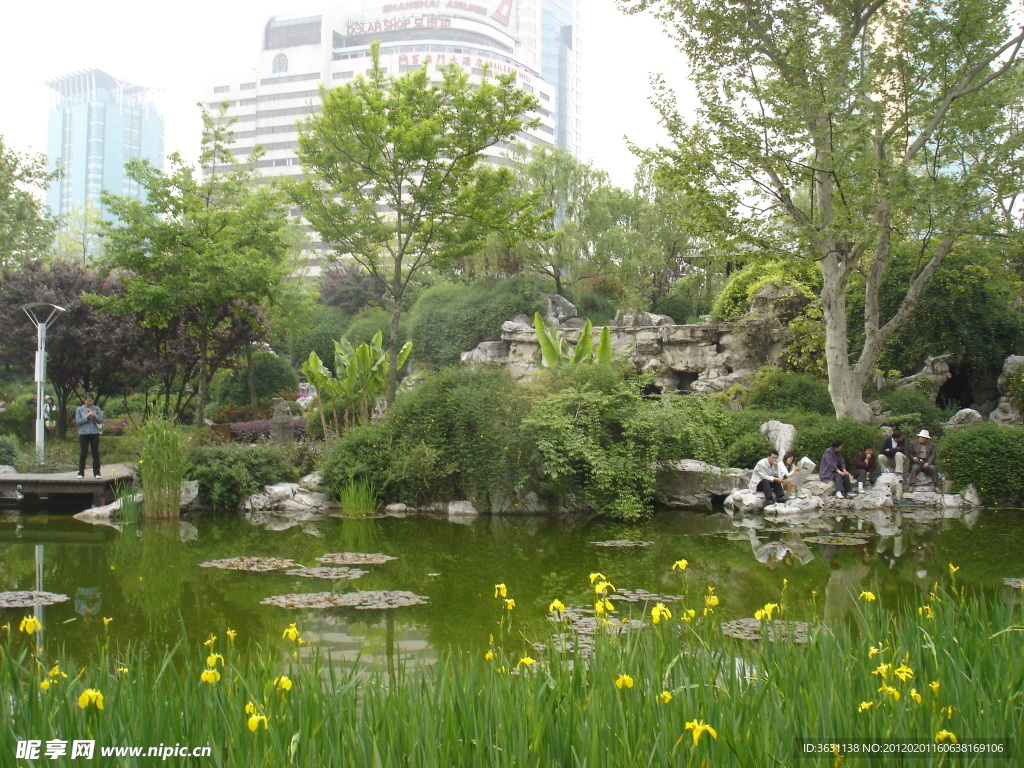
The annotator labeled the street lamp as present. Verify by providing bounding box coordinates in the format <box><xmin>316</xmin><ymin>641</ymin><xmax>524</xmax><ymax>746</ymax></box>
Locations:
<box><xmin>21</xmin><ymin>302</ymin><xmax>66</xmax><ymax>465</ymax></box>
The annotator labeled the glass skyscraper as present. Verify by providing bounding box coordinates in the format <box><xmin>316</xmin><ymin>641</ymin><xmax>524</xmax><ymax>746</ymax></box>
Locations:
<box><xmin>45</xmin><ymin>68</ymin><xmax>164</xmax><ymax>224</ymax></box>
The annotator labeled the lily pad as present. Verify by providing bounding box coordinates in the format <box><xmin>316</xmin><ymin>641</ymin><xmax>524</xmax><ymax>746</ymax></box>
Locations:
<box><xmin>722</xmin><ymin>617</ymin><xmax>822</xmax><ymax>644</ymax></box>
<box><xmin>284</xmin><ymin>567</ymin><xmax>367</xmax><ymax>580</ymax></box>
<box><xmin>0</xmin><ymin>590</ymin><xmax>70</xmax><ymax>608</ymax></box>
<box><xmin>261</xmin><ymin>590</ymin><xmax>427</xmax><ymax>610</ymax></box>
<box><xmin>590</xmin><ymin>539</ymin><xmax>654</xmax><ymax>548</ymax></box>
<box><xmin>198</xmin><ymin>556</ymin><xmax>296</xmax><ymax>572</ymax></box>
<box><xmin>1002</xmin><ymin>578</ymin><xmax>1024</xmax><ymax>589</ymax></box>
<box><xmin>316</xmin><ymin>552</ymin><xmax>397</xmax><ymax>566</ymax></box>
<box><xmin>803</xmin><ymin>534</ymin><xmax>871</xmax><ymax>546</ymax></box>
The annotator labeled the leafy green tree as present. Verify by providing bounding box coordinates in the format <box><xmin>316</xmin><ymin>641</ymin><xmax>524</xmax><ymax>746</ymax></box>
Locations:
<box><xmin>629</xmin><ymin>0</ymin><xmax>1024</xmax><ymax>421</ymax></box>
<box><xmin>291</xmin><ymin>43</ymin><xmax>545</xmax><ymax>405</ymax></box>
<box><xmin>0</xmin><ymin>137</ymin><xmax>56</xmax><ymax>268</ymax></box>
<box><xmin>96</xmin><ymin>106</ymin><xmax>294</xmax><ymax>424</ymax></box>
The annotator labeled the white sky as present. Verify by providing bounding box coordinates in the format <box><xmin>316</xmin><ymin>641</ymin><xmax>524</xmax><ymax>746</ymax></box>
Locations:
<box><xmin>0</xmin><ymin>0</ymin><xmax>692</xmax><ymax>188</ymax></box>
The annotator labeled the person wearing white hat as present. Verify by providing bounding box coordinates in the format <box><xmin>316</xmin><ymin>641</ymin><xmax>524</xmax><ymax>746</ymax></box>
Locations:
<box><xmin>906</xmin><ymin>429</ymin><xmax>939</xmax><ymax>490</ymax></box>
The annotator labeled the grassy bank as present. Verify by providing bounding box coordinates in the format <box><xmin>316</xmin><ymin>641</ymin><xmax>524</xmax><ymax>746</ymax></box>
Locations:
<box><xmin>1</xmin><ymin>567</ymin><xmax>1021</xmax><ymax>766</ymax></box>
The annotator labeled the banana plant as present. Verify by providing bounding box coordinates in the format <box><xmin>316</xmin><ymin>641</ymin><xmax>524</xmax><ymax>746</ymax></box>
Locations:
<box><xmin>533</xmin><ymin>312</ymin><xmax>614</xmax><ymax>368</ymax></box>
<box><xmin>334</xmin><ymin>331</ymin><xmax>412</xmax><ymax>427</ymax></box>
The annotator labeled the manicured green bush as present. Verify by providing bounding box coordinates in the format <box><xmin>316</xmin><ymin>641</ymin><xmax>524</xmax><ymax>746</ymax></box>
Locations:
<box><xmin>711</xmin><ymin>259</ymin><xmax>819</xmax><ymax>320</ymax></box>
<box><xmin>936</xmin><ymin>423</ymin><xmax>1024</xmax><ymax>502</ymax></box>
<box><xmin>186</xmin><ymin>443</ymin><xmax>299</xmax><ymax>512</ymax></box>
<box><xmin>878</xmin><ymin>388</ymin><xmax>948</xmax><ymax>436</ymax></box>
<box><xmin>0</xmin><ymin>400</ymin><xmax>35</xmax><ymax>442</ymax></box>
<box><xmin>407</xmin><ymin>278</ymin><xmax>544</xmax><ymax>368</ymax></box>
<box><xmin>725</xmin><ymin>431</ymin><xmax>775</xmax><ymax>469</ymax></box>
<box><xmin>344</xmin><ymin>307</ymin><xmax>406</xmax><ymax>348</ymax></box>
<box><xmin>289</xmin><ymin>305</ymin><xmax>352</xmax><ymax>375</ymax></box>
<box><xmin>209</xmin><ymin>351</ymin><xmax>298</xmax><ymax>408</ymax></box>
<box><xmin>742</xmin><ymin>366</ymin><xmax>834</xmax><ymax>416</ymax></box>
<box><xmin>572</xmin><ymin>291</ymin><xmax>617</xmax><ymax>326</ymax></box>
<box><xmin>788</xmin><ymin>416</ymin><xmax>883</xmax><ymax>469</ymax></box>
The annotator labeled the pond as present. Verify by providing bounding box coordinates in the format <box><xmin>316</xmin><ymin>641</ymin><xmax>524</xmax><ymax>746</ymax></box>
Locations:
<box><xmin>1</xmin><ymin>504</ymin><xmax>1023</xmax><ymax>665</ymax></box>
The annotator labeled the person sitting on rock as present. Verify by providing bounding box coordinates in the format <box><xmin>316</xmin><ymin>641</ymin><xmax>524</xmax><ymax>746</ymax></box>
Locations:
<box><xmin>750</xmin><ymin>449</ymin><xmax>786</xmax><ymax>503</ymax></box>
<box><xmin>906</xmin><ymin>429</ymin><xmax>940</xmax><ymax>491</ymax></box>
<box><xmin>878</xmin><ymin>429</ymin><xmax>907</xmax><ymax>476</ymax></box>
<box><xmin>820</xmin><ymin>439</ymin><xmax>855</xmax><ymax>499</ymax></box>
<box><xmin>853</xmin><ymin>446</ymin><xmax>881</xmax><ymax>493</ymax></box>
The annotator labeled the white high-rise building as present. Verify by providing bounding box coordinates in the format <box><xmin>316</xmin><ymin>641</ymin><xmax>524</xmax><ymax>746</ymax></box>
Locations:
<box><xmin>205</xmin><ymin>0</ymin><xmax>581</xmax><ymax>185</ymax></box>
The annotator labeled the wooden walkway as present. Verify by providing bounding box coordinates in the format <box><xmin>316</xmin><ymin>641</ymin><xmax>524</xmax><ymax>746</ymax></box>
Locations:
<box><xmin>0</xmin><ymin>464</ymin><xmax>136</xmax><ymax>508</ymax></box>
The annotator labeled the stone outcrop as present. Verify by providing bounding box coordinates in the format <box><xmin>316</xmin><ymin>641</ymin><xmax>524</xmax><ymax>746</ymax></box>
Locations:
<box><xmin>462</xmin><ymin>296</ymin><xmax>786</xmax><ymax>393</ymax></box>
<box><xmin>759</xmin><ymin>420</ymin><xmax>797</xmax><ymax>455</ymax></box>
<box><xmin>657</xmin><ymin>460</ymin><xmax>749</xmax><ymax>507</ymax></box>
<box><xmin>895</xmin><ymin>353</ymin><xmax>952</xmax><ymax>403</ymax></box>
<box><xmin>943</xmin><ymin>408</ymin><xmax>983</xmax><ymax>430</ymax></box>
<box><xmin>988</xmin><ymin>355</ymin><xmax>1024</xmax><ymax>425</ymax></box>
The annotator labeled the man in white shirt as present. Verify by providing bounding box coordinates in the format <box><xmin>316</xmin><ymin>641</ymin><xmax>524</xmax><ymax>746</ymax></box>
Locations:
<box><xmin>750</xmin><ymin>449</ymin><xmax>786</xmax><ymax>503</ymax></box>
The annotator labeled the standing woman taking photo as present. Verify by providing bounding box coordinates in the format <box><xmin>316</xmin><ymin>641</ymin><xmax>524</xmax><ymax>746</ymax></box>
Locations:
<box><xmin>75</xmin><ymin>392</ymin><xmax>103</xmax><ymax>479</ymax></box>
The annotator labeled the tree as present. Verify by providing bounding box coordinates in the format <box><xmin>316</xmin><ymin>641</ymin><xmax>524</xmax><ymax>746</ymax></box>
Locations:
<box><xmin>0</xmin><ymin>262</ymin><xmax>143</xmax><ymax>437</ymax></box>
<box><xmin>628</xmin><ymin>0</ymin><xmax>1024</xmax><ymax>420</ymax></box>
<box><xmin>97</xmin><ymin>105</ymin><xmax>294</xmax><ymax>424</ymax></box>
<box><xmin>0</xmin><ymin>137</ymin><xmax>57</xmax><ymax>268</ymax></box>
<box><xmin>290</xmin><ymin>42</ymin><xmax>545</xmax><ymax>405</ymax></box>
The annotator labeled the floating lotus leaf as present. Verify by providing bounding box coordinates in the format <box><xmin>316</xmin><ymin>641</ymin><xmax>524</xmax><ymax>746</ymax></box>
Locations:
<box><xmin>261</xmin><ymin>590</ymin><xmax>427</xmax><ymax>610</ymax></box>
<box><xmin>615</xmin><ymin>588</ymin><xmax>684</xmax><ymax>604</ymax></box>
<box><xmin>284</xmin><ymin>567</ymin><xmax>367</xmax><ymax>580</ymax></box>
<box><xmin>198</xmin><ymin>556</ymin><xmax>296</xmax><ymax>572</ymax></box>
<box><xmin>316</xmin><ymin>552</ymin><xmax>397</xmax><ymax>566</ymax></box>
<box><xmin>1002</xmin><ymin>578</ymin><xmax>1024</xmax><ymax>589</ymax></box>
<box><xmin>590</xmin><ymin>539</ymin><xmax>654</xmax><ymax>548</ymax></box>
<box><xmin>722</xmin><ymin>617</ymin><xmax>823</xmax><ymax>644</ymax></box>
<box><xmin>803</xmin><ymin>534</ymin><xmax>872</xmax><ymax>546</ymax></box>
<box><xmin>0</xmin><ymin>590</ymin><xmax>69</xmax><ymax>608</ymax></box>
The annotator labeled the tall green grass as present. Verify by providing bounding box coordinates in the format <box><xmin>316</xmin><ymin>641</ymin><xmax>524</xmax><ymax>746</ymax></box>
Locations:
<box><xmin>138</xmin><ymin>419</ymin><xmax>189</xmax><ymax>519</ymax></box>
<box><xmin>0</xmin><ymin>580</ymin><xmax>1020</xmax><ymax>766</ymax></box>
<box><xmin>339</xmin><ymin>478</ymin><xmax>378</xmax><ymax>518</ymax></box>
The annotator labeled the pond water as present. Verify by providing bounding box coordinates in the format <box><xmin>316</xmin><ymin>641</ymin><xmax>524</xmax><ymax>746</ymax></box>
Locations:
<box><xmin>1</xmin><ymin>504</ymin><xmax>1023</xmax><ymax>666</ymax></box>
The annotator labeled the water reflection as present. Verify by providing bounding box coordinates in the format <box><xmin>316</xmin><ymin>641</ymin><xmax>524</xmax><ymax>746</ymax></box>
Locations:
<box><xmin>0</xmin><ymin>504</ymin><xmax>1020</xmax><ymax>666</ymax></box>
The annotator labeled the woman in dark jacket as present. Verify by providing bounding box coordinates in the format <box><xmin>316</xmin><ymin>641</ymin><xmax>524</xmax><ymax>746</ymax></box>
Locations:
<box><xmin>853</xmin><ymin>446</ymin><xmax>880</xmax><ymax>493</ymax></box>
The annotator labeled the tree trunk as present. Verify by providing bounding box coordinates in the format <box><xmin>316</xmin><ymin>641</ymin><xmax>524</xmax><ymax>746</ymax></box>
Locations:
<box><xmin>820</xmin><ymin>256</ymin><xmax>873</xmax><ymax>422</ymax></box>
<box><xmin>246</xmin><ymin>345</ymin><xmax>258</xmax><ymax>413</ymax></box>
<box><xmin>195</xmin><ymin>331</ymin><xmax>208</xmax><ymax>426</ymax></box>
<box><xmin>386</xmin><ymin>302</ymin><xmax>402</xmax><ymax>407</ymax></box>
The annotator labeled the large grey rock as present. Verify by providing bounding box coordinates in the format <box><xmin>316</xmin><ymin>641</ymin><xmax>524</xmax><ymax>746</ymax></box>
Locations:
<box><xmin>540</xmin><ymin>293</ymin><xmax>578</xmax><ymax>326</ymax></box>
<box><xmin>723</xmin><ymin>489</ymin><xmax>767</xmax><ymax>515</ymax></box>
<box><xmin>749</xmin><ymin>283</ymin><xmax>810</xmax><ymax>323</ymax></box>
<box><xmin>0</xmin><ymin>465</ymin><xmax>15</xmax><ymax>475</ymax></box>
<box><xmin>447</xmin><ymin>500</ymin><xmax>478</xmax><ymax>516</ymax></box>
<box><xmin>611</xmin><ymin>309</ymin><xmax>674</xmax><ymax>328</ymax></box>
<box><xmin>461</xmin><ymin>340</ymin><xmax>511</xmax><ymax>365</ymax></box>
<box><xmin>895</xmin><ymin>353</ymin><xmax>952</xmax><ymax>403</ymax></box>
<box><xmin>657</xmin><ymin>460</ymin><xmax>749</xmax><ymax>507</ymax></box>
<box><xmin>180</xmin><ymin>480</ymin><xmax>199</xmax><ymax>508</ymax></box>
<box><xmin>265</xmin><ymin>483</ymin><xmax>301</xmax><ymax>504</ymax></box>
<box><xmin>759</xmin><ymin>420</ymin><xmax>797</xmax><ymax>455</ymax></box>
<box><xmin>944</xmin><ymin>408</ymin><xmax>983</xmax><ymax>429</ymax></box>
<box><xmin>300</xmin><ymin>473</ymin><xmax>325</xmax><ymax>491</ymax></box>
<box><xmin>988</xmin><ymin>399</ymin><xmax>1021</xmax><ymax>425</ymax></box>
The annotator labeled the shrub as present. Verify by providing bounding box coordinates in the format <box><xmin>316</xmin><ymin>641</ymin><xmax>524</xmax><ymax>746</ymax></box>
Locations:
<box><xmin>742</xmin><ymin>366</ymin><xmax>834</xmax><ymax>416</ymax></box>
<box><xmin>344</xmin><ymin>307</ymin><xmax>405</xmax><ymax>348</ymax></box>
<box><xmin>0</xmin><ymin>401</ymin><xmax>35</xmax><ymax>442</ymax></box>
<box><xmin>0</xmin><ymin>434</ymin><xmax>18</xmax><ymax>466</ymax></box>
<box><xmin>186</xmin><ymin>442</ymin><xmax>300</xmax><ymax>512</ymax></box>
<box><xmin>572</xmin><ymin>291</ymin><xmax>618</xmax><ymax>326</ymax></box>
<box><xmin>139</xmin><ymin>419</ymin><xmax>190</xmax><ymax>519</ymax></box>
<box><xmin>711</xmin><ymin>259</ymin><xmax>819</xmax><ymax>320</ymax></box>
<box><xmin>788</xmin><ymin>416</ymin><xmax>883</xmax><ymax>469</ymax></box>
<box><xmin>289</xmin><ymin>305</ymin><xmax>352</xmax><ymax>374</ymax></box>
<box><xmin>878</xmin><ymin>389</ymin><xmax>948</xmax><ymax>436</ymax></box>
<box><xmin>936</xmin><ymin>423</ymin><xmax>1024</xmax><ymax>502</ymax></box>
<box><xmin>209</xmin><ymin>351</ymin><xmax>299</xmax><ymax>408</ymax></box>
<box><xmin>725</xmin><ymin>431</ymin><xmax>775</xmax><ymax>469</ymax></box>
<box><xmin>407</xmin><ymin>278</ymin><xmax>544</xmax><ymax>368</ymax></box>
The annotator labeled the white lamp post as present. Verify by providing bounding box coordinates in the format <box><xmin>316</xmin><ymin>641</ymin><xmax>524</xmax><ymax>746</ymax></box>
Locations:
<box><xmin>21</xmin><ymin>302</ymin><xmax>66</xmax><ymax>465</ymax></box>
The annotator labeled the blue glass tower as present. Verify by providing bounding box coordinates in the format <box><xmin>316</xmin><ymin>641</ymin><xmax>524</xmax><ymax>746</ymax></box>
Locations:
<box><xmin>45</xmin><ymin>69</ymin><xmax>164</xmax><ymax>225</ymax></box>
<box><xmin>539</xmin><ymin>0</ymin><xmax>575</xmax><ymax>151</ymax></box>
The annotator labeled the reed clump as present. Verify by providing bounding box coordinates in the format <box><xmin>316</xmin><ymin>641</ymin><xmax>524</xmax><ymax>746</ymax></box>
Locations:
<box><xmin>137</xmin><ymin>418</ymin><xmax>189</xmax><ymax>519</ymax></box>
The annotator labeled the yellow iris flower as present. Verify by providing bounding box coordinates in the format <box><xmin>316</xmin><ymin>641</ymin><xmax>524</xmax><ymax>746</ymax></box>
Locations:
<box><xmin>594</xmin><ymin>580</ymin><xmax>615</xmax><ymax>595</ymax></box>
<box><xmin>682</xmin><ymin>719</ymin><xmax>718</xmax><ymax>745</ymax></box>
<box><xmin>19</xmin><ymin>615</ymin><xmax>42</xmax><ymax>635</ymax></box>
<box><xmin>651</xmin><ymin>603</ymin><xmax>672</xmax><ymax>624</ymax></box>
<box><xmin>660</xmin><ymin>691</ymin><xmax>673</xmax><ymax>703</ymax></box>
<box><xmin>273</xmin><ymin>675</ymin><xmax>293</xmax><ymax>691</ymax></box>
<box><xmin>504</xmin><ymin>598</ymin><xmax>516</xmax><ymax>611</ymax></box>
<box><xmin>941</xmin><ymin>705</ymin><xmax>956</xmax><ymax>719</ymax></box>
<box><xmin>203</xmin><ymin>634</ymin><xmax>217</xmax><ymax>647</ymax></box>
<box><xmin>910</xmin><ymin>689</ymin><xmax>922</xmax><ymax>704</ymax></box>
<box><xmin>548</xmin><ymin>599</ymin><xmax>565</xmax><ymax>613</ymax></box>
<box><xmin>872</xmin><ymin>663</ymin><xmax>892</xmax><ymax>680</ymax></box>
<box><xmin>588</xmin><ymin>572</ymin><xmax>606</xmax><ymax>584</ymax></box>
<box><xmin>858</xmin><ymin>591</ymin><xmax>876</xmax><ymax>602</ymax></box>
<box><xmin>282</xmin><ymin>623</ymin><xmax>300</xmax><ymax>641</ymax></box>
<box><xmin>248</xmin><ymin>714</ymin><xmax>268</xmax><ymax>732</ymax></box>
<box><xmin>878</xmin><ymin>685</ymin><xmax>900</xmax><ymax>701</ymax></box>
<box><xmin>49</xmin><ymin>664</ymin><xmax>67</xmax><ymax>679</ymax></box>
<box><xmin>518</xmin><ymin>656</ymin><xmax>535</xmax><ymax>667</ymax></box>
<box><xmin>484</xmin><ymin>650</ymin><xmax>494</xmax><ymax>661</ymax></box>
<box><xmin>948</xmin><ymin>563</ymin><xmax>960</xmax><ymax>575</ymax></box>
<box><xmin>918</xmin><ymin>605</ymin><xmax>934</xmax><ymax>619</ymax></box>
<box><xmin>102</xmin><ymin>617</ymin><xmax>113</xmax><ymax>627</ymax></box>
<box><xmin>200</xmin><ymin>668</ymin><xmax>221</xmax><ymax>684</ymax></box>
<box><xmin>894</xmin><ymin>664</ymin><xmax>914</xmax><ymax>682</ymax></box>
<box><xmin>595</xmin><ymin>598</ymin><xmax>614</xmax><ymax>616</ymax></box>
<box><xmin>494</xmin><ymin>583</ymin><xmax>507</xmax><ymax>598</ymax></box>
<box><xmin>245</xmin><ymin>701</ymin><xmax>258</xmax><ymax>716</ymax></box>
<box><xmin>681</xmin><ymin>609</ymin><xmax>696</xmax><ymax>622</ymax></box>
<box><xmin>754</xmin><ymin>603</ymin><xmax>780</xmax><ymax>621</ymax></box>
<box><xmin>704</xmin><ymin>594</ymin><xmax>719</xmax><ymax>608</ymax></box>
<box><xmin>928</xmin><ymin>680</ymin><xmax>940</xmax><ymax>694</ymax></box>
<box><xmin>206</xmin><ymin>653</ymin><xmax>225</xmax><ymax>668</ymax></box>
<box><xmin>868</xmin><ymin>644</ymin><xmax>885</xmax><ymax>657</ymax></box>
<box><xmin>672</xmin><ymin>559</ymin><xmax>688</xmax><ymax>571</ymax></box>
<box><xmin>39</xmin><ymin>680</ymin><xmax>50</xmax><ymax>691</ymax></box>
<box><xmin>226</xmin><ymin>629</ymin><xmax>237</xmax><ymax>643</ymax></box>
<box><xmin>615</xmin><ymin>674</ymin><xmax>634</xmax><ymax>689</ymax></box>
<box><xmin>78</xmin><ymin>689</ymin><xmax>104</xmax><ymax>710</ymax></box>
<box><xmin>857</xmin><ymin>701</ymin><xmax>874</xmax><ymax>713</ymax></box>
<box><xmin>934</xmin><ymin>730</ymin><xmax>957</xmax><ymax>744</ymax></box>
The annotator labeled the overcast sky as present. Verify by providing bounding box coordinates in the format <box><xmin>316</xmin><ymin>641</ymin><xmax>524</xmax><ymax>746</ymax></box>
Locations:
<box><xmin>0</xmin><ymin>0</ymin><xmax>692</xmax><ymax>188</ymax></box>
